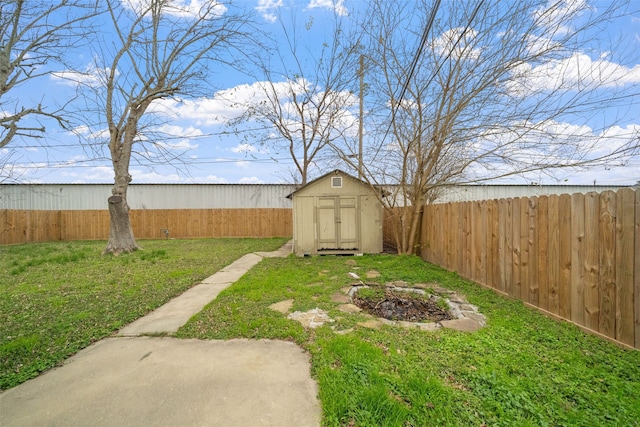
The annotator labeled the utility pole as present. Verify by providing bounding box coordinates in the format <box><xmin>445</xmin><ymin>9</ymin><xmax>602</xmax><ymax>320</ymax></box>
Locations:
<box><xmin>358</xmin><ymin>54</ymin><xmax>364</xmax><ymax>179</ymax></box>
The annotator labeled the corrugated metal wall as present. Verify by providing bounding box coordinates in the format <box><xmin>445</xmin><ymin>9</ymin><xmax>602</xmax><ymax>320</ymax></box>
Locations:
<box><xmin>1</xmin><ymin>183</ymin><xmax>633</xmax><ymax>210</ymax></box>
<box><xmin>433</xmin><ymin>185</ymin><xmax>631</xmax><ymax>203</ymax></box>
<box><xmin>0</xmin><ymin>184</ymin><xmax>297</xmax><ymax>210</ymax></box>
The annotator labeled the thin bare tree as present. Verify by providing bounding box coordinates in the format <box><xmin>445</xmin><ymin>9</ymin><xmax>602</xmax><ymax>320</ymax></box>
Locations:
<box><xmin>73</xmin><ymin>0</ymin><xmax>256</xmax><ymax>254</ymax></box>
<box><xmin>228</xmin><ymin>10</ymin><xmax>363</xmax><ymax>185</ymax></box>
<box><xmin>341</xmin><ymin>0</ymin><xmax>640</xmax><ymax>254</ymax></box>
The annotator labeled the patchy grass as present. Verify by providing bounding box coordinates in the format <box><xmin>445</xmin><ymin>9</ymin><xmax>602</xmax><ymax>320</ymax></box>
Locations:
<box><xmin>178</xmin><ymin>254</ymin><xmax>640</xmax><ymax>427</ymax></box>
<box><xmin>0</xmin><ymin>237</ymin><xmax>288</xmax><ymax>390</ymax></box>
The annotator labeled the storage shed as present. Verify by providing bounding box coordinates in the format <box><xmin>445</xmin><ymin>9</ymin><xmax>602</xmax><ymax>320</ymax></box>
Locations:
<box><xmin>288</xmin><ymin>170</ymin><xmax>383</xmax><ymax>256</ymax></box>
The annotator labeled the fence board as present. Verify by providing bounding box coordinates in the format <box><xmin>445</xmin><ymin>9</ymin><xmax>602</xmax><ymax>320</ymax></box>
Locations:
<box><xmin>463</xmin><ymin>202</ymin><xmax>471</xmax><ymax>279</ymax></box>
<box><xmin>420</xmin><ymin>188</ymin><xmax>638</xmax><ymax>349</ymax></box>
<box><xmin>520</xmin><ymin>197</ymin><xmax>530</xmax><ymax>301</ymax></box>
<box><xmin>558</xmin><ymin>194</ymin><xmax>572</xmax><ymax>320</ymax></box>
<box><xmin>512</xmin><ymin>198</ymin><xmax>521</xmax><ymax>299</ymax></box>
<box><xmin>599</xmin><ymin>191</ymin><xmax>616</xmax><ymax>338</ymax></box>
<box><xmin>537</xmin><ymin>196</ymin><xmax>549</xmax><ymax>310</ymax></box>
<box><xmin>446</xmin><ymin>203</ymin><xmax>455</xmax><ymax>269</ymax></box>
<box><xmin>497</xmin><ymin>199</ymin><xmax>507</xmax><ymax>293</ymax></box>
<box><xmin>571</xmin><ymin>193</ymin><xmax>586</xmax><ymax>326</ymax></box>
<box><xmin>614</xmin><ymin>189</ymin><xmax>634</xmax><ymax>346</ymax></box>
<box><xmin>1</xmin><ymin>209</ymin><xmax>293</xmax><ymax>245</ymax></box>
<box><xmin>505</xmin><ymin>199</ymin><xmax>520</xmax><ymax>295</ymax></box>
<box><xmin>584</xmin><ymin>192</ymin><xmax>600</xmax><ymax>332</ymax></box>
<box><xmin>473</xmin><ymin>201</ymin><xmax>486</xmax><ymax>284</ymax></box>
<box><xmin>489</xmin><ymin>199</ymin><xmax>499</xmax><ymax>290</ymax></box>
<box><xmin>547</xmin><ymin>195</ymin><xmax>560</xmax><ymax>315</ymax></box>
<box><xmin>528</xmin><ymin>197</ymin><xmax>539</xmax><ymax>306</ymax></box>
<box><xmin>635</xmin><ymin>190</ymin><xmax>640</xmax><ymax>348</ymax></box>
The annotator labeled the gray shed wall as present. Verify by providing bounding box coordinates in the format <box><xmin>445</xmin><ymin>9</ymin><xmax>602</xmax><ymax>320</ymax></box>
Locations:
<box><xmin>291</xmin><ymin>171</ymin><xmax>383</xmax><ymax>255</ymax></box>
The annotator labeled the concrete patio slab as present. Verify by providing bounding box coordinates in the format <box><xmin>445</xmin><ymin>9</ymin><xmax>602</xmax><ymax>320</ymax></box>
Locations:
<box><xmin>0</xmin><ymin>337</ymin><xmax>320</xmax><ymax>427</ymax></box>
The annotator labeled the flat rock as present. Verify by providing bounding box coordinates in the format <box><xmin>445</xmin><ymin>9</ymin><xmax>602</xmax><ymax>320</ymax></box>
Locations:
<box><xmin>288</xmin><ymin>308</ymin><xmax>334</xmax><ymax>329</ymax></box>
<box><xmin>398</xmin><ymin>321</ymin><xmax>420</xmax><ymax>329</ymax></box>
<box><xmin>448</xmin><ymin>293</ymin><xmax>468</xmax><ymax>304</ymax></box>
<box><xmin>331</xmin><ymin>293</ymin><xmax>350</xmax><ymax>303</ymax></box>
<box><xmin>356</xmin><ymin>319</ymin><xmax>384</xmax><ymax>329</ymax></box>
<box><xmin>365</xmin><ymin>270</ymin><xmax>381</xmax><ymax>279</ymax></box>
<box><xmin>417</xmin><ymin>322</ymin><xmax>442</xmax><ymax>331</ymax></box>
<box><xmin>269</xmin><ymin>299</ymin><xmax>294</xmax><ymax>314</ymax></box>
<box><xmin>388</xmin><ymin>280</ymin><xmax>408</xmax><ymax>288</ymax></box>
<box><xmin>337</xmin><ymin>303</ymin><xmax>362</xmax><ymax>313</ymax></box>
<box><xmin>440</xmin><ymin>318</ymin><xmax>483</xmax><ymax>332</ymax></box>
<box><xmin>461</xmin><ymin>311</ymin><xmax>487</xmax><ymax>325</ymax></box>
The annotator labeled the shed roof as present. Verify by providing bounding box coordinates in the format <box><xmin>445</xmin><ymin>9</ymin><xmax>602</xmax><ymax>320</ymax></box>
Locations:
<box><xmin>286</xmin><ymin>170</ymin><xmax>372</xmax><ymax>198</ymax></box>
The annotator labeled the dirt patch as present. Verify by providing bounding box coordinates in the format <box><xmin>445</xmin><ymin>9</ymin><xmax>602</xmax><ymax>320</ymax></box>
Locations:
<box><xmin>352</xmin><ymin>289</ymin><xmax>453</xmax><ymax>323</ymax></box>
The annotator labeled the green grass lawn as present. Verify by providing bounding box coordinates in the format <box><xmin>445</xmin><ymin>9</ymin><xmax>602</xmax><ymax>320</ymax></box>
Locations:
<box><xmin>177</xmin><ymin>254</ymin><xmax>640</xmax><ymax>427</ymax></box>
<box><xmin>0</xmin><ymin>237</ymin><xmax>288</xmax><ymax>390</ymax></box>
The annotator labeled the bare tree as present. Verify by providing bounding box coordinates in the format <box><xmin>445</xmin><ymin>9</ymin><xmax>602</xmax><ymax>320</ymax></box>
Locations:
<box><xmin>73</xmin><ymin>0</ymin><xmax>255</xmax><ymax>255</ymax></box>
<box><xmin>0</xmin><ymin>0</ymin><xmax>95</xmax><ymax>150</ymax></box>
<box><xmin>229</xmin><ymin>10</ymin><xmax>362</xmax><ymax>185</ymax></box>
<box><xmin>343</xmin><ymin>0</ymin><xmax>640</xmax><ymax>254</ymax></box>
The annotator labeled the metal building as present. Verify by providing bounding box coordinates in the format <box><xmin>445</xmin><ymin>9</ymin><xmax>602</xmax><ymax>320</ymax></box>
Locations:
<box><xmin>288</xmin><ymin>170</ymin><xmax>383</xmax><ymax>256</ymax></box>
<box><xmin>0</xmin><ymin>184</ymin><xmax>296</xmax><ymax>210</ymax></box>
<box><xmin>433</xmin><ymin>184</ymin><xmax>630</xmax><ymax>203</ymax></box>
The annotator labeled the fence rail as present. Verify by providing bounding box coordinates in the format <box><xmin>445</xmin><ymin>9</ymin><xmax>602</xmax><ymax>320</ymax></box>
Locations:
<box><xmin>1</xmin><ymin>209</ymin><xmax>293</xmax><ymax>244</ymax></box>
<box><xmin>421</xmin><ymin>189</ymin><xmax>640</xmax><ymax>349</ymax></box>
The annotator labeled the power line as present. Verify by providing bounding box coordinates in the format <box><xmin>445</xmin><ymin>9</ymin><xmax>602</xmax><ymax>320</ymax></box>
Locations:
<box><xmin>372</xmin><ymin>0</ymin><xmax>442</xmax><ymax>160</ymax></box>
<box><xmin>6</xmin><ymin>156</ymin><xmax>294</xmax><ymax>169</ymax></box>
<box><xmin>7</xmin><ymin>125</ymin><xmax>283</xmax><ymax>149</ymax></box>
<box><xmin>373</xmin><ymin>0</ymin><xmax>486</xmax><ymax>160</ymax></box>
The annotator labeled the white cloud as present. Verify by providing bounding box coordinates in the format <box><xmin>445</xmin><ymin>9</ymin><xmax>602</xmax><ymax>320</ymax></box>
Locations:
<box><xmin>156</xmin><ymin>139</ymin><xmax>199</xmax><ymax>151</ymax></box>
<box><xmin>255</xmin><ymin>0</ymin><xmax>282</xmax><ymax>23</ymax></box>
<box><xmin>150</xmin><ymin>88</ymin><xmax>256</xmax><ymax>125</ymax></box>
<box><xmin>235</xmin><ymin>160</ymin><xmax>250</xmax><ymax>168</ymax></box>
<box><xmin>432</xmin><ymin>28</ymin><xmax>482</xmax><ymax>61</ymax></box>
<box><xmin>122</xmin><ymin>0</ymin><xmax>227</xmax><ymax>19</ymax></box>
<box><xmin>72</xmin><ymin>125</ymin><xmax>110</xmax><ymax>141</ymax></box>
<box><xmin>231</xmin><ymin>143</ymin><xmax>258</xmax><ymax>153</ymax></box>
<box><xmin>151</xmin><ymin>78</ymin><xmax>358</xmax><ymax>142</ymax></box>
<box><xmin>195</xmin><ymin>174</ymin><xmax>228</xmax><ymax>183</ymax></box>
<box><xmin>533</xmin><ymin>0</ymin><xmax>591</xmax><ymax>36</ymax></box>
<box><xmin>507</xmin><ymin>52</ymin><xmax>640</xmax><ymax>96</ymax></box>
<box><xmin>51</xmin><ymin>63</ymin><xmax>109</xmax><ymax>88</ymax></box>
<box><xmin>157</xmin><ymin>124</ymin><xmax>203</xmax><ymax>138</ymax></box>
<box><xmin>238</xmin><ymin>176</ymin><xmax>265</xmax><ymax>184</ymax></box>
<box><xmin>230</xmin><ymin>143</ymin><xmax>271</xmax><ymax>155</ymax></box>
<box><xmin>62</xmin><ymin>166</ymin><xmax>114</xmax><ymax>182</ymax></box>
<box><xmin>470</xmin><ymin>119</ymin><xmax>640</xmax><ymax>183</ymax></box>
<box><xmin>306</xmin><ymin>0</ymin><xmax>347</xmax><ymax>16</ymax></box>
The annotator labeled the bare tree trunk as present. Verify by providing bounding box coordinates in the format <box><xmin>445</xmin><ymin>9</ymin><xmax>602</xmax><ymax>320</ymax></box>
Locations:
<box><xmin>103</xmin><ymin>118</ymin><xmax>140</xmax><ymax>255</ymax></box>
<box><xmin>104</xmin><ymin>193</ymin><xmax>139</xmax><ymax>255</ymax></box>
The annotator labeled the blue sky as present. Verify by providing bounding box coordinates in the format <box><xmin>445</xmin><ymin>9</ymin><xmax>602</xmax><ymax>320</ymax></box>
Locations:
<box><xmin>2</xmin><ymin>0</ymin><xmax>640</xmax><ymax>185</ymax></box>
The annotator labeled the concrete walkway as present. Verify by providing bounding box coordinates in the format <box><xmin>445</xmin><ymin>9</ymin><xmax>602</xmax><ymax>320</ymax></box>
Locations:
<box><xmin>1</xmin><ymin>241</ymin><xmax>322</xmax><ymax>427</ymax></box>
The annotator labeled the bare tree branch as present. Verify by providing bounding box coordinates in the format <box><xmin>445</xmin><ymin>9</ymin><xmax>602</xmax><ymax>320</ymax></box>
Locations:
<box><xmin>68</xmin><ymin>0</ymin><xmax>258</xmax><ymax>254</ymax></box>
<box><xmin>344</xmin><ymin>0</ymin><xmax>640</xmax><ymax>254</ymax></box>
<box><xmin>228</xmin><ymin>9</ymin><xmax>363</xmax><ymax>185</ymax></box>
<box><xmin>0</xmin><ymin>0</ymin><xmax>97</xmax><ymax>149</ymax></box>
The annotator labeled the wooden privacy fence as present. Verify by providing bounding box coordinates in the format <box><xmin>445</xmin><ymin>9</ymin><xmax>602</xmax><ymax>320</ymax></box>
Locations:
<box><xmin>421</xmin><ymin>188</ymin><xmax>640</xmax><ymax>349</ymax></box>
<box><xmin>1</xmin><ymin>209</ymin><xmax>293</xmax><ymax>244</ymax></box>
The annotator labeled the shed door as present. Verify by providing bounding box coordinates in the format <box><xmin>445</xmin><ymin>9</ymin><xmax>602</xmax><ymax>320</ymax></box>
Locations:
<box><xmin>317</xmin><ymin>196</ymin><xmax>359</xmax><ymax>250</ymax></box>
